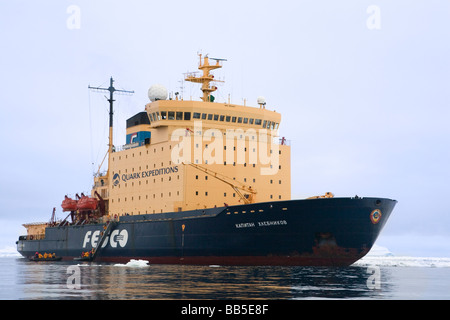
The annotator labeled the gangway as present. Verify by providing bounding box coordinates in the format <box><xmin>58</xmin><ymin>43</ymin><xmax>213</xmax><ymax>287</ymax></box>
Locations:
<box><xmin>74</xmin><ymin>220</ymin><xmax>117</xmax><ymax>261</ymax></box>
<box><xmin>91</xmin><ymin>220</ymin><xmax>117</xmax><ymax>260</ymax></box>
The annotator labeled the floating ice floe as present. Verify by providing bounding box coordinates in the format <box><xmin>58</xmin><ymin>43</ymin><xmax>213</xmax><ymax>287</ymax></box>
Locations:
<box><xmin>114</xmin><ymin>259</ymin><xmax>150</xmax><ymax>267</ymax></box>
<box><xmin>366</xmin><ymin>244</ymin><xmax>394</xmax><ymax>257</ymax></box>
<box><xmin>353</xmin><ymin>256</ymin><xmax>450</xmax><ymax>268</ymax></box>
<box><xmin>352</xmin><ymin>245</ymin><xmax>450</xmax><ymax>268</ymax></box>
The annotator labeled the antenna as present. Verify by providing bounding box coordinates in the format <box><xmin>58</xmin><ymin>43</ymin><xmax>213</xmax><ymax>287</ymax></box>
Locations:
<box><xmin>178</xmin><ymin>77</ymin><xmax>185</xmax><ymax>100</ymax></box>
<box><xmin>185</xmin><ymin>54</ymin><xmax>226</xmax><ymax>102</ymax></box>
<box><xmin>209</xmin><ymin>57</ymin><xmax>228</xmax><ymax>62</ymax></box>
<box><xmin>88</xmin><ymin>77</ymin><xmax>134</xmax><ymax>176</ymax></box>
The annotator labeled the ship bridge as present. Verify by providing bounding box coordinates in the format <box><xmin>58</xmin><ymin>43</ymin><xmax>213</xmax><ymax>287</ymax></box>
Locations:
<box><xmin>146</xmin><ymin>100</ymin><xmax>281</xmax><ymax>131</ymax></box>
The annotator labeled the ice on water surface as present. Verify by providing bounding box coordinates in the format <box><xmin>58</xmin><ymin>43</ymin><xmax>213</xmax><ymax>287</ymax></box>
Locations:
<box><xmin>353</xmin><ymin>245</ymin><xmax>450</xmax><ymax>268</ymax></box>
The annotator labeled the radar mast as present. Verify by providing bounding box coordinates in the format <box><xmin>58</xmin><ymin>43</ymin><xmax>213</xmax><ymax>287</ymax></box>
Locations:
<box><xmin>185</xmin><ymin>54</ymin><xmax>226</xmax><ymax>102</ymax></box>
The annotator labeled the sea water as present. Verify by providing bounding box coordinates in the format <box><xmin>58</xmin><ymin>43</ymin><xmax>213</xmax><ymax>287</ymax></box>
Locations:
<box><xmin>1</xmin><ymin>247</ymin><xmax>449</xmax><ymax>300</ymax></box>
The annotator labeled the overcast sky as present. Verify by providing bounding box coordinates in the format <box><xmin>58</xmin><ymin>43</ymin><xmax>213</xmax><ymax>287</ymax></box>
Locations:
<box><xmin>1</xmin><ymin>1</ymin><xmax>449</xmax><ymax>257</ymax></box>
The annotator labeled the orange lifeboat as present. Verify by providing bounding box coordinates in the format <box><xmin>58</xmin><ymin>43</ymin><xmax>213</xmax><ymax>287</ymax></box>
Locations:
<box><xmin>61</xmin><ymin>196</ymin><xmax>78</xmax><ymax>212</ymax></box>
<box><xmin>77</xmin><ymin>195</ymin><xmax>98</xmax><ymax>211</ymax></box>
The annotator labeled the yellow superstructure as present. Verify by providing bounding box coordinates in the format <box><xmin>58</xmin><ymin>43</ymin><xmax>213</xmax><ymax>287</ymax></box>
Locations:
<box><xmin>92</xmin><ymin>54</ymin><xmax>291</xmax><ymax>217</ymax></box>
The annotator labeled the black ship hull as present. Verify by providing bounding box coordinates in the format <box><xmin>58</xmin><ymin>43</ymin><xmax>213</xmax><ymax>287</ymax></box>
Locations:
<box><xmin>17</xmin><ymin>197</ymin><xmax>396</xmax><ymax>266</ymax></box>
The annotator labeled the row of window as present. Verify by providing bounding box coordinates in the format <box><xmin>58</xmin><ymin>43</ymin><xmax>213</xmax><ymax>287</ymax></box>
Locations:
<box><xmin>115</xmin><ymin>144</ymin><xmax>174</xmax><ymax>159</ymax></box>
<box><xmin>227</xmin><ymin>207</ymin><xmax>288</xmax><ymax>215</ymax></box>
<box><xmin>112</xmin><ymin>191</ymin><xmax>284</xmax><ymax>205</ymax></box>
<box><xmin>191</xmin><ymin>159</ymin><xmax>282</xmax><ymax>169</ymax></box>
<box><xmin>195</xmin><ymin>191</ymin><xmax>283</xmax><ymax>200</ymax></box>
<box><xmin>112</xmin><ymin>190</ymin><xmax>181</xmax><ymax>203</ymax></box>
<box><xmin>149</xmin><ymin>110</ymin><xmax>279</xmax><ymax>130</ymax></box>
<box><xmin>196</xmin><ymin>175</ymin><xmax>282</xmax><ymax>184</ymax></box>
<box><xmin>112</xmin><ymin>202</ymin><xmax>289</xmax><ymax>216</ymax></box>
<box><xmin>115</xmin><ymin>144</ymin><xmax>282</xmax><ymax>160</ymax></box>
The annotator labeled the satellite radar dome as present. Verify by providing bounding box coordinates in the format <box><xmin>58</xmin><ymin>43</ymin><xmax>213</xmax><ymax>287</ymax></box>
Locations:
<box><xmin>257</xmin><ymin>96</ymin><xmax>266</xmax><ymax>105</ymax></box>
<box><xmin>148</xmin><ymin>84</ymin><xmax>168</xmax><ymax>102</ymax></box>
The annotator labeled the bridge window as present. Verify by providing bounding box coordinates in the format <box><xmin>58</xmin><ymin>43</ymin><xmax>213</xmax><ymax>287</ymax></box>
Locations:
<box><xmin>168</xmin><ymin>112</ymin><xmax>175</xmax><ymax>120</ymax></box>
<box><xmin>161</xmin><ymin>111</ymin><xmax>167</xmax><ymax>119</ymax></box>
<box><xmin>184</xmin><ymin>112</ymin><xmax>191</xmax><ymax>120</ymax></box>
<box><xmin>176</xmin><ymin>112</ymin><xmax>183</xmax><ymax>120</ymax></box>
<box><xmin>255</xmin><ymin>119</ymin><xmax>262</xmax><ymax>125</ymax></box>
<box><xmin>193</xmin><ymin>112</ymin><xmax>201</xmax><ymax>119</ymax></box>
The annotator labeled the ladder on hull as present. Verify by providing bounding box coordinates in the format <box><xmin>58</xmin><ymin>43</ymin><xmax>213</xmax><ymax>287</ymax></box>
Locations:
<box><xmin>75</xmin><ymin>220</ymin><xmax>117</xmax><ymax>261</ymax></box>
<box><xmin>91</xmin><ymin>220</ymin><xmax>117</xmax><ymax>260</ymax></box>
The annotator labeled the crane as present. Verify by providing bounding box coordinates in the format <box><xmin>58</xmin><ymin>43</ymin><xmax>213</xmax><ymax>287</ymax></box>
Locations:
<box><xmin>182</xmin><ymin>162</ymin><xmax>257</xmax><ymax>204</ymax></box>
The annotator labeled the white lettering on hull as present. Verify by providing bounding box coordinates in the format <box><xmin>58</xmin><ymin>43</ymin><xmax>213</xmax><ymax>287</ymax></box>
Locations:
<box><xmin>235</xmin><ymin>220</ymin><xmax>287</xmax><ymax>229</ymax></box>
<box><xmin>82</xmin><ymin>229</ymin><xmax>128</xmax><ymax>248</ymax></box>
